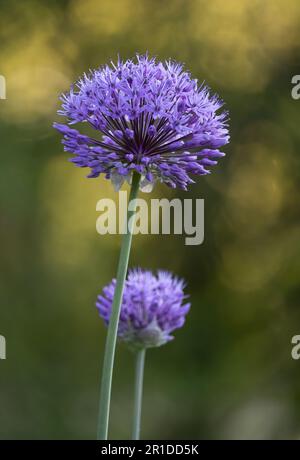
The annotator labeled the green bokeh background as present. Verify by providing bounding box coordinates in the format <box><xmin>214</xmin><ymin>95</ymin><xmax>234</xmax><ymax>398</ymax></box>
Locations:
<box><xmin>0</xmin><ymin>0</ymin><xmax>300</xmax><ymax>440</ymax></box>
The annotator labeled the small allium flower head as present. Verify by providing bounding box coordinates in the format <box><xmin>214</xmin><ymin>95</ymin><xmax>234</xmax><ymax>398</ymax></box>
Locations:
<box><xmin>54</xmin><ymin>54</ymin><xmax>229</xmax><ymax>191</ymax></box>
<box><xmin>96</xmin><ymin>269</ymin><xmax>190</xmax><ymax>349</ymax></box>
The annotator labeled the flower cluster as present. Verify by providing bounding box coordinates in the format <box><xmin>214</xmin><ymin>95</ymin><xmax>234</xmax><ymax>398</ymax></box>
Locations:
<box><xmin>54</xmin><ymin>54</ymin><xmax>229</xmax><ymax>191</ymax></box>
<box><xmin>96</xmin><ymin>269</ymin><xmax>190</xmax><ymax>349</ymax></box>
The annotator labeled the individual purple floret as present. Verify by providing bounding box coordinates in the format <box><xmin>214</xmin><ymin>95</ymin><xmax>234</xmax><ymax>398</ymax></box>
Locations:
<box><xmin>96</xmin><ymin>268</ymin><xmax>190</xmax><ymax>349</ymax></box>
<box><xmin>54</xmin><ymin>54</ymin><xmax>229</xmax><ymax>191</ymax></box>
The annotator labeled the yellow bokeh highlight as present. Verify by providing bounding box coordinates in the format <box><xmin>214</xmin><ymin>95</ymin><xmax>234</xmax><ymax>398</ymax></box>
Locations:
<box><xmin>225</xmin><ymin>144</ymin><xmax>285</xmax><ymax>238</ymax></box>
<box><xmin>39</xmin><ymin>156</ymin><xmax>114</xmax><ymax>269</ymax></box>
<box><xmin>70</xmin><ymin>0</ymin><xmax>141</xmax><ymax>37</ymax></box>
<box><xmin>190</xmin><ymin>0</ymin><xmax>300</xmax><ymax>91</ymax></box>
<box><xmin>0</xmin><ymin>4</ymin><xmax>73</xmax><ymax>122</ymax></box>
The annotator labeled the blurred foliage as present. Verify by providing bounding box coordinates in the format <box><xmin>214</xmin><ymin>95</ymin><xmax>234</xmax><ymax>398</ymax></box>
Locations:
<box><xmin>0</xmin><ymin>0</ymin><xmax>300</xmax><ymax>440</ymax></box>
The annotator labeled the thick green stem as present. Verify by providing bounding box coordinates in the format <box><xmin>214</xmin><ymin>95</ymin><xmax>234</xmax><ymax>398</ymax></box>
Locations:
<box><xmin>97</xmin><ymin>172</ymin><xmax>140</xmax><ymax>440</ymax></box>
<box><xmin>132</xmin><ymin>349</ymin><xmax>146</xmax><ymax>440</ymax></box>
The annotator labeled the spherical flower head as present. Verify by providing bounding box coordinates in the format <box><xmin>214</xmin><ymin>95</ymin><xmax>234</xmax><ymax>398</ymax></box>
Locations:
<box><xmin>54</xmin><ymin>54</ymin><xmax>229</xmax><ymax>192</ymax></box>
<box><xmin>96</xmin><ymin>268</ymin><xmax>190</xmax><ymax>349</ymax></box>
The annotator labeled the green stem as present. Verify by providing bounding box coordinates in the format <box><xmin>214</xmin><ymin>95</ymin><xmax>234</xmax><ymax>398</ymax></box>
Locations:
<box><xmin>132</xmin><ymin>349</ymin><xmax>146</xmax><ymax>440</ymax></box>
<box><xmin>97</xmin><ymin>172</ymin><xmax>140</xmax><ymax>440</ymax></box>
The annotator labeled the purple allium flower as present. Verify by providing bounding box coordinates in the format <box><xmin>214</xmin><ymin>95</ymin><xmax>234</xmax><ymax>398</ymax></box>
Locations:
<box><xmin>54</xmin><ymin>54</ymin><xmax>229</xmax><ymax>191</ymax></box>
<box><xmin>96</xmin><ymin>268</ymin><xmax>190</xmax><ymax>349</ymax></box>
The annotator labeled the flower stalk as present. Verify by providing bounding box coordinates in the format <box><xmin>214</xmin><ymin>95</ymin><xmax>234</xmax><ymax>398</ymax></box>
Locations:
<box><xmin>132</xmin><ymin>349</ymin><xmax>146</xmax><ymax>440</ymax></box>
<box><xmin>97</xmin><ymin>171</ymin><xmax>140</xmax><ymax>440</ymax></box>
<box><xmin>54</xmin><ymin>54</ymin><xmax>229</xmax><ymax>441</ymax></box>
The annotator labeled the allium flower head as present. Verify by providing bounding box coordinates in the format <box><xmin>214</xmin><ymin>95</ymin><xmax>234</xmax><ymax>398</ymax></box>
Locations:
<box><xmin>54</xmin><ymin>54</ymin><xmax>229</xmax><ymax>191</ymax></box>
<box><xmin>96</xmin><ymin>268</ymin><xmax>190</xmax><ymax>349</ymax></box>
